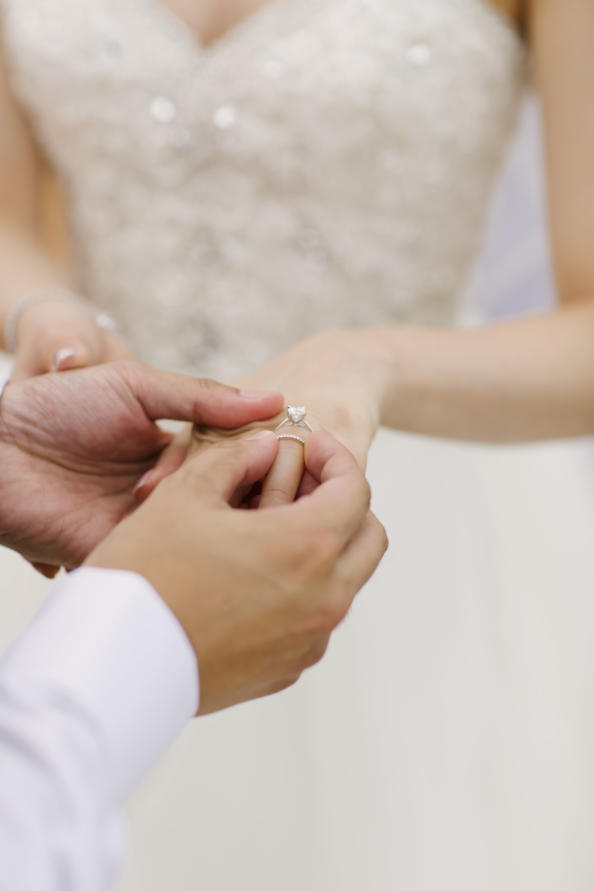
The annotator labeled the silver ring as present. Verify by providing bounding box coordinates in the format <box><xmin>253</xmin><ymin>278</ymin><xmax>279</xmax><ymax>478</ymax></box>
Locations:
<box><xmin>274</xmin><ymin>405</ymin><xmax>313</xmax><ymax>440</ymax></box>
<box><xmin>276</xmin><ymin>433</ymin><xmax>307</xmax><ymax>445</ymax></box>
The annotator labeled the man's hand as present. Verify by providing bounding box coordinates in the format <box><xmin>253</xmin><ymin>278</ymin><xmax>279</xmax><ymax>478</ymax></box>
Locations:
<box><xmin>87</xmin><ymin>431</ymin><xmax>388</xmax><ymax>715</ymax></box>
<box><xmin>0</xmin><ymin>361</ymin><xmax>282</xmax><ymax>569</ymax></box>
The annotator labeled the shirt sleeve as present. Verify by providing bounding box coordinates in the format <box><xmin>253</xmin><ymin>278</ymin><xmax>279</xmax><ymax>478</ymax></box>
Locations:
<box><xmin>0</xmin><ymin>567</ymin><xmax>199</xmax><ymax>891</ymax></box>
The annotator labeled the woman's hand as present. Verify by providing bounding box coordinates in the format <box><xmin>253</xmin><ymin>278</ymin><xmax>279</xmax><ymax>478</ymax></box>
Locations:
<box><xmin>235</xmin><ymin>329</ymin><xmax>383</xmax><ymax>468</ymax></box>
<box><xmin>9</xmin><ymin>294</ymin><xmax>131</xmax><ymax>381</ymax></box>
<box><xmin>137</xmin><ymin>329</ymin><xmax>386</xmax><ymax>507</ymax></box>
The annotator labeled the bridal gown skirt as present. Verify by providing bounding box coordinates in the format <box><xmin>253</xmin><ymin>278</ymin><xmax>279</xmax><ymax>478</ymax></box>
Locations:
<box><xmin>106</xmin><ymin>426</ymin><xmax>592</xmax><ymax>891</ymax></box>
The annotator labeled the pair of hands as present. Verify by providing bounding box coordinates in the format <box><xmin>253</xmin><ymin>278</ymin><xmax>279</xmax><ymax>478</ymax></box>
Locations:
<box><xmin>135</xmin><ymin>328</ymin><xmax>385</xmax><ymax>507</ymax></box>
<box><xmin>11</xmin><ymin>299</ymin><xmax>384</xmax><ymax>480</ymax></box>
<box><xmin>0</xmin><ymin>360</ymin><xmax>387</xmax><ymax>714</ymax></box>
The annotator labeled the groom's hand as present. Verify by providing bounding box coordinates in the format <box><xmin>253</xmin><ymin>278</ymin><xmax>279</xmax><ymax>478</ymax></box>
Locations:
<box><xmin>88</xmin><ymin>430</ymin><xmax>388</xmax><ymax>715</ymax></box>
<box><xmin>0</xmin><ymin>361</ymin><xmax>282</xmax><ymax>569</ymax></box>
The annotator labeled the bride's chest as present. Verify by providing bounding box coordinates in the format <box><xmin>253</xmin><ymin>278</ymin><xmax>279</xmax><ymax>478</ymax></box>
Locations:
<box><xmin>161</xmin><ymin>0</ymin><xmax>520</xmax><ymax>46</ymax></box>
<box><xmin>162</xmin><ymin>0</ymin><xmax>272</xmax><ymax>48</ymax></box>
<box><xmin>1</xmin><ymin>0</ymin><xmax>520</xmax><ymax>88</ymax></box>
<box><xmin>1</xmin><ymin>0</ymin><xmax>523</xmax><ymax>176</ymax></box>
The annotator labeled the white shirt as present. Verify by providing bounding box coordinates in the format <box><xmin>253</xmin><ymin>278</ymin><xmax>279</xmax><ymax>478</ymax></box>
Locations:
<box><xmin>0</xmin><ymin>567</ymin><xmax>199</xmax><ymax>891</ymax></box>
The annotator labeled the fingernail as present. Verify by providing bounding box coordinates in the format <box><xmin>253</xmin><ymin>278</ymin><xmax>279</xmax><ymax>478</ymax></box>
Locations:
<box><xmin>245</xmin><ymin>430</ymin><xmax>275</xmax><ymax>441</ymax></box>
<box><xmin>240</xmin><ymin>389</ymin><xmax>274</xmax><ymax>400</ymax></box>
<box><xmin>53</xmin><ymin>347</ymin><xmax>76</xmax><ymax>371</ymax></box>
<box><xmin>133</xmin><ymin>470</ymin><xmax>155</xmax><ymax>500</ymax></box>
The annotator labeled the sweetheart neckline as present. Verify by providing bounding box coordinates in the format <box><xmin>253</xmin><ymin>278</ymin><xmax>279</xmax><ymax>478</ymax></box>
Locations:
<box><xmin>149</xmin><ymin>0</ymin><xmax>523</xmax><ymax>59</ymax></box>
<box><xmin>148</xmin><ymin>0</ymin><xmax>296</xmax><ymax>54</ymax></box>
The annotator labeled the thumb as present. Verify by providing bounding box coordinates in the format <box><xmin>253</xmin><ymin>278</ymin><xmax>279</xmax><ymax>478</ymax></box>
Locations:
<box><xmin>183</xmin><ymin>431</ymin><xmax>279</xmax><ymax>506</ymax></box>
<box><xmin>10</xmin><ymin>334</ymin><xmax>94</xmax><ymax>381</ymax></box>
<box><xmin>50</xmin><ymin>341</ymin><xmax>93</xmax><ymax>372</ymax></box>
<box><xmin>118</xmin><ymin>362</ymin><xmax>284</xmax><ymax>427</ymax></box>
<box><xmin>36</xmin><ymin>314</ymin><xmax>105</xmax><ymax>373</ymax></box>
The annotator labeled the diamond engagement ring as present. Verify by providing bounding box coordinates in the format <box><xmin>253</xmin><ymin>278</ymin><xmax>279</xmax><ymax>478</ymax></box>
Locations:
<box><xmin>274</xmin><ymin>405</ymin><xmax>313</xmax><ymax>445</ymax></box>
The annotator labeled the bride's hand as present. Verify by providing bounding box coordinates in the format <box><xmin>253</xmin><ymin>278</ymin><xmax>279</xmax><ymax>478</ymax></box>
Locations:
<box><xmin>9</xmin><ymin>294</ymin><xmax>131</xmax><ymax>381</ymax></box>
<box><xmin>235</xmin><ymin>329</ymin><xmax>382</xmax><ymax>507</ymax></box>
<box><xmin>238</xmin><ymin>329</ymin><xmax>382</xmax><ymax>469</ymax></box>
<box><xmin>136</xmin><ymin>329</ymin><xmax>383</xmax><ymax>506</ymax></box>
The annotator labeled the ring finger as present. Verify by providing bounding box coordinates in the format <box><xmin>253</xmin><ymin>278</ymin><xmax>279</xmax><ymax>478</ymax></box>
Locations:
<box><xmin>258</xmin><ymin>435</ymin><xmax>309</xmax><ymax>508</ymax></box>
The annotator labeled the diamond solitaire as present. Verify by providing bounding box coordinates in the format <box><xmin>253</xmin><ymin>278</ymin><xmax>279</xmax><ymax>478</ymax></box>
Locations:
<box><xmin>274</xmin><ymin>405</ymin><xmax>314</xmax><ymax>439</ymax></box>
<box><xmin>287</xmin><ymin>405</ymin><xmax>307</xmax><ymax>425</ymax></box>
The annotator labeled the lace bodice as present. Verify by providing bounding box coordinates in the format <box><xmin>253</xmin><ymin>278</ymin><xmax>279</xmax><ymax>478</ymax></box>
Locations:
<box><xmin>1</xmin><ymin>0</ymin><xmax>524</xmax><ymax>378</ymax></box>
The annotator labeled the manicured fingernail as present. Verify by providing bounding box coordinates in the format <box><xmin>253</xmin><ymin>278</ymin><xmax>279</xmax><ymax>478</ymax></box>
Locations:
<box><xmin>53</xmin><ymin>347</ymin><xmax>76</xmax><ymax>371</ymax></box>
<box><xmin>245</xmin><ymin>430</ymin><xmax>275</xmax><ymax>441</ymax></box>
<box><xmin>240</xmin><ymin>389</ymin><xmax>274</xmax><ymax>400</ymax></box>
<box><xmin>133</xmin><ymin>470</ymin><xmax>155</xmax><ymax>500</ymax></box>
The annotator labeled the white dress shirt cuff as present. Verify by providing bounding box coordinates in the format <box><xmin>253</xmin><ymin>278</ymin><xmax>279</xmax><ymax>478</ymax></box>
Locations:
<box><xmin>1</xmin><ymin>567</ymin><xmax>199</xmax><ymax>802</ymax></box>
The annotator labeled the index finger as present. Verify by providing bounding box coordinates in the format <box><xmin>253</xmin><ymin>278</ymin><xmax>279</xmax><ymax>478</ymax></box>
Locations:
<box><xmin>292</xmin><ymin>431</ymin><xmax>372</xmax><ymax>544</ymax></box>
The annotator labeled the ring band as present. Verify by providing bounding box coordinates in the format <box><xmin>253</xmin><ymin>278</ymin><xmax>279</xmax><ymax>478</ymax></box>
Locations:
<box><xmin>274</xmin><ymin>405</ymin><xmax>313</xmax><ymax>440</ymax></box>
<box><xmin>276</xmin><ymin>432</ymin><xmax>307</xmax><ymax>445</ymax></box>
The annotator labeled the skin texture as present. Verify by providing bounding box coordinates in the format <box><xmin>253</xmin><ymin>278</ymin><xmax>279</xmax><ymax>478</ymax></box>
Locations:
<box><xmin>0</xmin><ymin>361</ymin><xmax>282</xmax><ymax>567</ymax></box>
<box><xmin>88</xmin><ymin>430</ymin><xmax>388</xmax><ymax>715</ymax></box>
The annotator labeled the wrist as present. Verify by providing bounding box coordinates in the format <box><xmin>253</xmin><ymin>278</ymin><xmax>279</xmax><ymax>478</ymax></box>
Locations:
<box><xmin>351</xmin><ymin>326</ymin><xmax>404</xmax><ymax>427</ymax></box>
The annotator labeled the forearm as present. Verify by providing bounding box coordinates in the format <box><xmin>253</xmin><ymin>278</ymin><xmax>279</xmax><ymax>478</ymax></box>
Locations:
<box><xmin>368</xmin><ymin>301</ymin><xmax>594</xmax><ymax>443</ymax></box>
<box><xmin>0</xmin><ymin>569</ymin><xmax>198</xmax><ymax>891</ymax></box>
<box><xmin>0</xmin><ymin>218</ymin><xmax>70</xmax><ymax>349</ymax></box>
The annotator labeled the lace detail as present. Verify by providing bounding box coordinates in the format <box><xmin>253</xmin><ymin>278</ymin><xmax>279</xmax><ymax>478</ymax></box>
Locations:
<box><xmin>1</xmin><ymin>0</ymin><xmax>524</xmax><ymax>378</ymax></box>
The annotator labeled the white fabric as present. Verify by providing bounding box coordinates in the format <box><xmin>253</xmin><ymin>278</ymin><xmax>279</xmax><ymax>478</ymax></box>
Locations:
<box><xmin>0</xmin><ymin>567</ymin><xmax>198</xmax><ymax>891</ymax></box>
<box><xmin>0</xmin><ymin>373</ymin><xmax>10</xmax><ymax>400</ymax></box>
<box><xmin>1</xmin><ymin>3</ymin><xmax>593</xmax><ymax>890</ymax></box>
<box><xmin>1</xmin><ymin>0</ymin><xmax>523</xmax><ymax>378</ymax></box>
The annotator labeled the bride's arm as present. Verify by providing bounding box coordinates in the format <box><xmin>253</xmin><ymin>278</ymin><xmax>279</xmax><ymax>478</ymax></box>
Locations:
<box><xmin>132</xmin><ymin>0</ymin><xmax>594</xmax><ymax>504</ymax></box>
<box><xmin>369</xmin><ymin>0</ymin><xmax>594</xmax><ymax>443</ymax></box>
<box><xmin>0</xmin><ymin>44</ymin><xmax>129</xmax><ymax>379</ymax></box>
<box><xmin>243</xmin><ymin>0</ymin><xmax>594</xmax><ymax>452</ymax></box>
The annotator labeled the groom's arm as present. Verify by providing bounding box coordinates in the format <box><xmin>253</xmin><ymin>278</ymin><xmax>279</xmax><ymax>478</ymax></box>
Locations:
<box><xmin>0</xmin><ymin>431</ymin><xmax>386</xmax><ymax>890</ymax></box>
<box><xmin>0</xmin><ymin>568</ymin><xmax>198</xmax><ymax>891</ymax></box>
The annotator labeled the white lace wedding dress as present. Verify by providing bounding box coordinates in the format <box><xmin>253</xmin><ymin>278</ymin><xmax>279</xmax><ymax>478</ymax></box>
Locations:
<box><xmin>2</xmin><ymin>2</ymin><xmax>594</xmax><ymax>889</ymax></box>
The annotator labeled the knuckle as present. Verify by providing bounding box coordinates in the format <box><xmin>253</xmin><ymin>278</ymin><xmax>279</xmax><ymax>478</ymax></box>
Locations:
<box><xmin>196</xmin><ymin>377</ymin><xmax>232</xmax><ymax>398</ymax></box>
<box><xmin>314</xmin><ymin>593</ymin><xmax>349</xmax><ymax>634</ymax></box>
<box><xmin>303</xmin><ymin>528</ymin><xmax>341</xmax><ymax>570</ymax></box>
<box><xmin>111</xmin><ymin>358</ymin><xmax>135</xmax><ymax>373</ymax></box>
<box><xmin>369</xmin><ymin>512</ymin><xmax>389</xmax><ymax>554</ymax></box>
<box><xmin>300</xmin><ymin>637</ymin><xmax>330</xmax><ymax>670</ymax></box>
<box><xmin>277</xmin><ymin>533</ymin><xmax>313</xmax><ymax>573</ymax></box>
<box><xmin>262</xmin><ymin>483</ymin><xmax>294</xmax><ymax>506</ymax></box>
<box><xmin>268</xmin><ymin>675</ymin><xmax>301</xmax><ymax>696</ymax></box>
<box><xmin>110</xmin><ymin>358</ymin><xmax>142</xmax><ymax>383</ymax></box>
